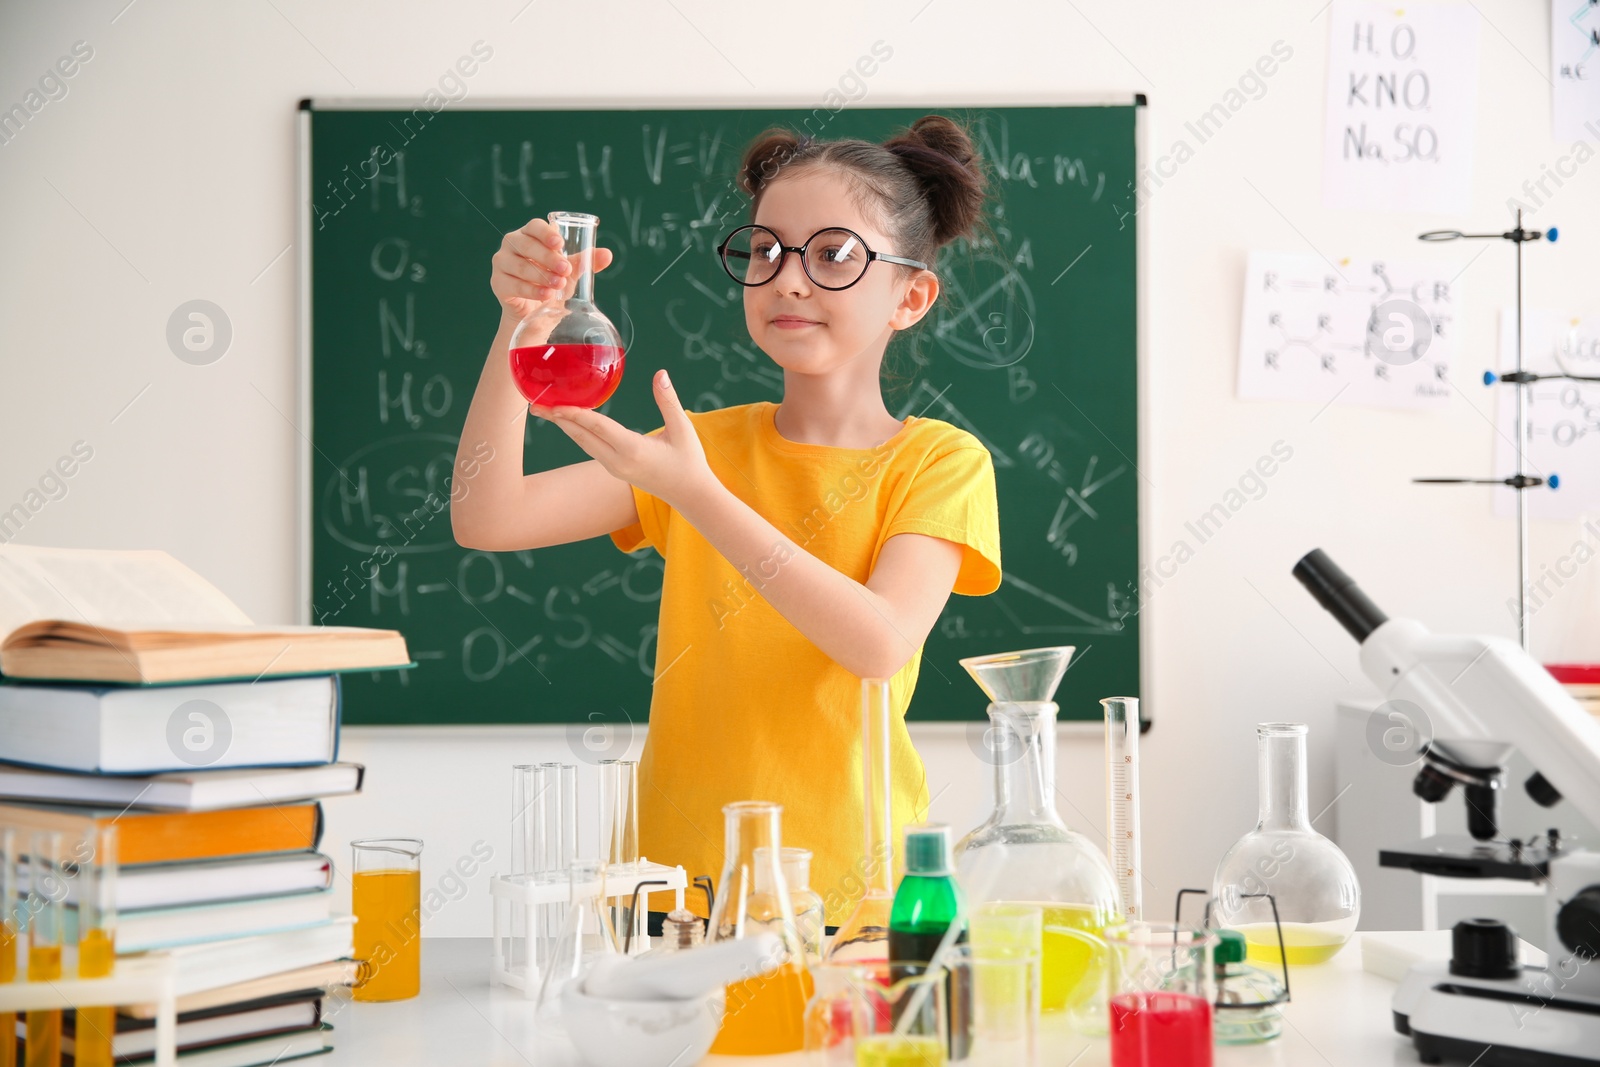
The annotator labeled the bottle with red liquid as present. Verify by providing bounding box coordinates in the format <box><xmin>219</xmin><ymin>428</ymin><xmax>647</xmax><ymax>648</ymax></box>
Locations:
<box><xmin>508</xmin><ymin>211</ymin><xmax>625</xmax><ymax>410</ymax></box>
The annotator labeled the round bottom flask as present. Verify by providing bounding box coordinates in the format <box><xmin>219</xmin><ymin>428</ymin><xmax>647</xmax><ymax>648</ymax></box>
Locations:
<box><xmin>507</xmin><ymin>211</ymin><xmax>625</xmax><ymax>409</ymax></box>
<box><xmin>1212</xmin><ymin>723</ymin><xmax>1360</xmax><ymax>966</ymax></box>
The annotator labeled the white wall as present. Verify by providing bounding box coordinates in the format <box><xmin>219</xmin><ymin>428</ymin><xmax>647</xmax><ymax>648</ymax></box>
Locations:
<box><xmin>2</xmin><ymin>0</ymin><xmax>1595</xmax><ymax>936</ymax></box>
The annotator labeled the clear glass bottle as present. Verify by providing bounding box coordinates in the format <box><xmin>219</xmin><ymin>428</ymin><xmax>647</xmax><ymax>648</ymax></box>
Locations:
<box><xmin>955</xmin><ymin>648</ymin><xmax>1122</xmax><ymax>1035</ymax></box>
<box><xmin>827</xmin><ymin>678</ymin><xmax>898</xmax><ymax>962</ymax></box>
<box><xmin>758</xmin><ymin>846</ymin><xmax>824</xmax><ymax>965</ymax></box>
<box><xmin>507</xmin><ymin>211</ymin><xmax>625</xmax><ymax>410</ymax></box>
<box><xmin>1212</xmin><ymin>723</ymin><xmax>1360</xmax><ymax>966</ymax></box>
<box><xmin>709</xmin><ymin>801</ymin><xmax>814</xmax><ymax>1055</ymax></box>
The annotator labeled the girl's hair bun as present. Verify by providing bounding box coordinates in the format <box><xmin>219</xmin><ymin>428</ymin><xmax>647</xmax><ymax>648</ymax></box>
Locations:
<box><xmin>883</xmin><ymin>115</ymin><xmax>988</xmax><ymax>246</ymax></box>
<box><xmin>733</xmin><ymin>114</ymin><xmax>990</xmax><ymax>268</ymax></box>
<box><xmin>738</xmin><ymin>128</ymin><xmax>809</xmax><ymax>198</ymax></box>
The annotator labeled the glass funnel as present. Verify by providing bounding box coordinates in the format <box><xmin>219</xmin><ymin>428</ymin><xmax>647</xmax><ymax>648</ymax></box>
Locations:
<box><xmin>708</xmin><ymin>801</ymin><xmax>813</xmax><ymax>1056</ymax></box>
<box><xmin>1211</xmin><ymin>722</ymin><xmax>1360</xmax><ymax>966</ymax></box>
<box><xmin>826</xmin><ymin>678</ymin><xmax>898</xmax><ymax>962</ymax></box>
<box><xmin>955</xmin><ymin>647</ymin><xmax>1122</xmax><ymax>1034</ymax></box>
<box><xmin>507</xmin><ymin>211</ymin><xmax>625</xmax><ymax>409</ymax></box>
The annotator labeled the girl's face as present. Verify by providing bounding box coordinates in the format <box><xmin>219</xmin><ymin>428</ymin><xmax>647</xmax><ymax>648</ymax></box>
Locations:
<box><xmin>744</xmin><ymin>168</ymin><xmax>938</xmax><ymax>378</ymax></box>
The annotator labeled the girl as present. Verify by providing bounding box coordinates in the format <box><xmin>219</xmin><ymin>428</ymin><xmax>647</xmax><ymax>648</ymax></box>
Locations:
<box><xmin>452</xmin><ymin>115</ymin><xmax>1001</xmax><ymax>932</ymax></box>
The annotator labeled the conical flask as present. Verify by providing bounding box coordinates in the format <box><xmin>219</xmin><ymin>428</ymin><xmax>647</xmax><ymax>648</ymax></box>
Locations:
<box><xmin>827</xmin><ymin>678</ymin><xmax>897</xmax><ymax>962</ymax></box>
<box><xmin>708</xmin><ymin>801</ymin><xmax>814</xmax><ymax>1055</ymax></box>
<box><xmin>955</xmin><ymin>647</ymin><xmax>1122</xmax><ymax>1034</ymax></box>
<box><xmin>507</xmin><ymin>211</ymin><xmax>626</xmax><ymax>410</ymax></box>
<box><xmin>1212</xmin><ymin>723</ymin><xmax>1360</xmax><ymax>966</ymax></box>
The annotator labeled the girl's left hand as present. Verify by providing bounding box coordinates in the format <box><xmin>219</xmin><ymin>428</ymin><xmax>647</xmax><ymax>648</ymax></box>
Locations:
<box><xmin>533</xmin><ymin>370</ymin><xmax>717</xmax><ymax>510</ymax></box>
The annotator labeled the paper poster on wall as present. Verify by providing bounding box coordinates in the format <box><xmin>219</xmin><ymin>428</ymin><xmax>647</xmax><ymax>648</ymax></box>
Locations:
<box><xmin>1323</xmin><ymin>1</ymin><xmax>1481</xmax><ymax>213</ymax></box>
<box><xmin>1552</xmin><ymin>0</ymin><xmax>1600</xmax><ymax>143</ymax></box>
<box><xmin>1494</xmin><ymin>309</ymin><xmax>1600</xmax><ymax>519</ymax></box>
<box><xmin>1236</xmin><ymin>250</ymin><xmax>1460</xmax><ymax>410</ymax></box>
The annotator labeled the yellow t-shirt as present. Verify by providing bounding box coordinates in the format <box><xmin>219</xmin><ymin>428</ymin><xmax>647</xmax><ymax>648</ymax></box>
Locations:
<box><xmin>610</xmin><ymin>401</ymin><xmax>1001</xmax><ymax>926</ymax></box>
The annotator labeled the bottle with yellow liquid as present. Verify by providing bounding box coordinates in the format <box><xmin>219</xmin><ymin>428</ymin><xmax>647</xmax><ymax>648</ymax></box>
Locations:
<box><xmin>70</xmin><ymin>826</ymin><xmax>118</xmax><ymax>1067</ymax></box>
<box><xmin>1212</xmin><ymin>723</ymin><xmax>1360</xmax><ymax>965</ymax></box>
<box><xmin>707</xmin><ymin>801</ymin><xmax>814</xmax><ymax>1055</ymax></box>
<box><xmin>351</xmin><ymin>839</ymin><xmax>423</xmax><ymax>1002</ymax></box>
<box><xmin>952</xmin><ymin>648</ymin><xmax>1123</xmax><ymax>1036</ymax></box>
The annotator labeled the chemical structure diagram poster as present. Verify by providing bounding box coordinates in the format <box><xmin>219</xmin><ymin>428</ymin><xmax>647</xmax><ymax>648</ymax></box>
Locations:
<box><xmin>1236</xmin><ymin>250</ymin><xmax>1460</xmax><ymax>410</ymax></box>
<box><xmin>1494</xmin><ymin>309</ymin><xmax>1600</xmax><ymax>519</ymax></box>
<box><xmin>1552</xmin><ymin>0</ymin><xmax>1600</xmax><ymax>143</ymax></box>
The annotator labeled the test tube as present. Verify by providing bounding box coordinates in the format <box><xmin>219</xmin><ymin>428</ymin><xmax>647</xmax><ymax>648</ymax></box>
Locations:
<box><xmin>1</xmin><ymin>829</ymin><xmax>18</xmax><ymax>1067</ymax></box>
<box><xmin>598</xmin><ymin>760</ymin><xmax>641</xmax><ymax>949</ymax></box>
<box><xmin>73</xmin><ymin>826</ymin><xmax>117</xmax><ymax>1067</ymax></box>
<box><xmin>536</xmin><ymin>762</ymin><xmax>579</xmax><ymax>876</ymax></box>
<box><xmin>598</xmin><ymin>759</ymin><xmax>639</xmax><ymax>869</ymax></box>
<box><xmin>26</xmin><ymin>831</ymin><xmax>65</xmax><ymax>1067</ymax></box>
<box><xmin>511</xmin><ymin>764</ymin><xmax>544</xmax><ymax>877</ymax></box>
<box><xmin>555</xmin><ymin>763</ymin><xmax>578</xmax><ymax>872</ymax></box>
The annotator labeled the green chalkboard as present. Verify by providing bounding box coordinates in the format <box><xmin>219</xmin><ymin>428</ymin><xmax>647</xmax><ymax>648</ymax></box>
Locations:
<box><xmin>302</xmin><ymin>100</ymin><xmax>1145</xmax><ymax>726</ymax></box>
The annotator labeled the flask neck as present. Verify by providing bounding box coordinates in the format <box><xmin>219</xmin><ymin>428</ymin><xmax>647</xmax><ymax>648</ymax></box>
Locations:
<box><xmin>1255</xmin><ymin>724</ymin><xmax>1311</xmax><ymax>831</ymax></box>
<box><xmin>989</xmin><ymin>701</ymin><xmax>1067</xmax><ymax>829</ymax></box>
<box><xmin>552</xmin><ymin>212</ymin><xmax>597</xmax><ymax>304</ymax></box>
<box><xmin>712</xmin><ymin>802</ymin><xmax>797</xmax><ymax>942</ymax></box>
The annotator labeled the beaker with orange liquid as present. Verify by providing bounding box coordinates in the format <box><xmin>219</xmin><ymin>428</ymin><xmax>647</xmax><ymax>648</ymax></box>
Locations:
<box><xmin>351</xmin><ymin>838</ymin><xmax>423</xmax><ymax>1002</ymax></box>
<box><xmin>708</xmin><ymin>801</ymin><xmax>814</xmax><ymax>1055</ymax></box>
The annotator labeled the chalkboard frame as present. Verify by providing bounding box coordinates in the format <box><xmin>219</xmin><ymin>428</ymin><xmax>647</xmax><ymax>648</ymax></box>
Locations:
<box><xmin>296</xmin><ymin>94</ymin><xmax>1152</xmax><ymax>728</ymax></box>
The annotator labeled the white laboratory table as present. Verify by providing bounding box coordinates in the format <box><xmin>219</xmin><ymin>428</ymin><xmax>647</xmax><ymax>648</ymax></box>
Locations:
<box><xmin>321</xmin><ymin>934</ymin><xmax>1435</xmax><ymax>1066</ymax></box>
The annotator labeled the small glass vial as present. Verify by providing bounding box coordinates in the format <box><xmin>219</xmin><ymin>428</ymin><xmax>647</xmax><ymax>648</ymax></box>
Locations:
<box><xmin>656</xmin><ymin>909</ymin><xmax>705</xmax><ymax>953</ymax></box>
<box><xmin>1212</xmin><ymin>929</ymin><xmax>1286</xmax><ymax>1044</ymax></box>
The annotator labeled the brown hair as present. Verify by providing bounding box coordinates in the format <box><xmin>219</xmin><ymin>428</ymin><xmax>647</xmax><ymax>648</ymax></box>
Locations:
<box><xmin>735</xmin><ymin>114</ymin><xmax>990</xmax><ymax>276</ymax></box>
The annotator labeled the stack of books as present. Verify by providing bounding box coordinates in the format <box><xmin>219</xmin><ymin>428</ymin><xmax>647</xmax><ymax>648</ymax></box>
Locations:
<box><xmin>0</xmin><ymin>545</ymin><xmax>411</xmax><ymax>1066</ymax></box>
<box><xmin>1547</xmin><ymin>663</ymin><xmax>1600</xmax><ymax>718</ymax></box>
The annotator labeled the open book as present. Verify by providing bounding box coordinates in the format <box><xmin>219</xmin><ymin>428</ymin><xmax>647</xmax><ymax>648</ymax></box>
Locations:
<box><xmin>0</xmin><ymin>545</ymin><xmax>410</xmax><ymax>683</ymax></box>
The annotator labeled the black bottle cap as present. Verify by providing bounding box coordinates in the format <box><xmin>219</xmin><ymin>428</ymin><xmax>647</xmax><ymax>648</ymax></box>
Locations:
<box><xmin>1449</xmin><ymin>918</ymin><xmax>1520</xmax><ymax>980</ymax></box>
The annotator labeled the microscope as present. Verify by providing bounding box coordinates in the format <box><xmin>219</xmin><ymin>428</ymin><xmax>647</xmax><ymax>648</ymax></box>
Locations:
<box><xmin>1294</xmin><ymin>549</ymin><xmax>1600</xmax><ymax>1066</ymax></box>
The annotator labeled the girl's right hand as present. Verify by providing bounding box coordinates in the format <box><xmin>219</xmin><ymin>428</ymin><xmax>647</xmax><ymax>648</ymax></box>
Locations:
<box><xmin>490</xmin><ymin>216</ymin><xmax>615</xmax><ymax>323</ymax></box>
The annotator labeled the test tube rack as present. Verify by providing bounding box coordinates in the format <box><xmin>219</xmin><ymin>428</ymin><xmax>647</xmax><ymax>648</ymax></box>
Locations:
<box><xmin>0</xmin><ymin>949</ymin><xmax>178</xmax><ymax>1067</ymax></box>
<box><xmin>488</xmin><ymin>860</ymin><xmax>688</xmax><ymax>998</ymax></box>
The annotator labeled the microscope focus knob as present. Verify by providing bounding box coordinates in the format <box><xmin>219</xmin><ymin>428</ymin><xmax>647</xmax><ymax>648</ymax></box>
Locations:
<box><xmin>1556</xmin><ymin>886</ymin><xmax>1600</xmax><ymax>960</ymax></box>
<box><xmin>1449</xmin><ymin>918</ymin><xmax>1520</xmax><ymax>979</ymax></box>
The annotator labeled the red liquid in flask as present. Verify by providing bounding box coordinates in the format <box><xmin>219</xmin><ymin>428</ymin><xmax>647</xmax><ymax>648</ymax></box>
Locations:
<box><xmin>509</xmin><ymin>343</ymin><xmax>626</xmax><ymax>409</ymax></box>
<box><xmin>1108</xmin><ymin>991</ymin><xmax>1212</xmax><ymax>1067</ymax></box>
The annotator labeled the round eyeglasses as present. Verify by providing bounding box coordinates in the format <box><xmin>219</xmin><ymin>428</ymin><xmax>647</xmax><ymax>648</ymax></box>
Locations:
<box><xmin>716</xmin><ymin>224</ymin><xmax>928</xmax><ymax>291</ymax></box>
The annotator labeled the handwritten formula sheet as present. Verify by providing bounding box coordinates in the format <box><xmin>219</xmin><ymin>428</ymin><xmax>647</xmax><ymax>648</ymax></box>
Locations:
<box><xmin>1323</xmin><ymin>1</ymin><xmax>1481</xmax><ymax>213</ymax></box>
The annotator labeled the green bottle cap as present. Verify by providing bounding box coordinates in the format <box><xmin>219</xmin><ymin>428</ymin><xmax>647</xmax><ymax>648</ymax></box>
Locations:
<box><xmin>1215</xmin><ymin>929</ymin><xmax>1247</xmax><ymax>964</ymax></box>
<box><xmin>903</xmin><ymin>823</ymin><xmax>953</xmax><ymax>876</ymax></box>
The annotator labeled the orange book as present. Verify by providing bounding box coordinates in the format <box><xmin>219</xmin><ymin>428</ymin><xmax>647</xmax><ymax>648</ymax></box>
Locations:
<box><xmin>0</xmin><ymin>801</ymin><xmax>321</xmax><ymax>865</ymax></box>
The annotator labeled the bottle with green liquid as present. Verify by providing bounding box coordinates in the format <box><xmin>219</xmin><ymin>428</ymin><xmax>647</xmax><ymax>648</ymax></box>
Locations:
<box><xmin>885</xmin><ymin>824</ymin><xmax>971</xmax><ymax>1062</ymax></box>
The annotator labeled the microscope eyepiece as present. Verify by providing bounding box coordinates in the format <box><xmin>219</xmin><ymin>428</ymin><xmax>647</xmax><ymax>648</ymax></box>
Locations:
<box><xmin>1293</xmin><ymin>549</ymin><xmax>1390</xmax><ymax>643</ymax></box>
